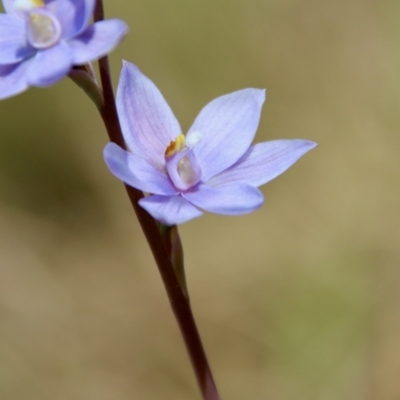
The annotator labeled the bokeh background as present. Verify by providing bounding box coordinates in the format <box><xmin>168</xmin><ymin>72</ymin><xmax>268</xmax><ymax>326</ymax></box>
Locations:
<box><xmin>1</xmin><ymin>0</ymin><xmax>399</xmax><ymax>399</ymax></box>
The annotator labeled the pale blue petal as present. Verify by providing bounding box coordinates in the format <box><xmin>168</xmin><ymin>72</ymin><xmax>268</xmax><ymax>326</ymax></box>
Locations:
<box><xmin>2</xmin><ymin>0</ymin><xmax>18</xmax><ymax>16</ymax></box>
<box><xmin>68</xmin><ymin>19</ymin><xmax>128</xmax><ymax>64</ymax></box>
<box><xmin>103</xmin><ymin>143</ymin><xmax>177</xmax><ymax>196</ymax></box>
<box><xmin>183</xmin><ymin>183</ymin><xmax>264</xmax><ymax>215</ymax></box>
<box><xmin>0</xmin><ymin>14</ymin><xmax>35</xmax><ymax>63</ymax></box>
<box><xmin>47</xmin><ymin>0</ymin><xmax>96</xmax><ymax>39</ymax></box>
<box><xmin>139</xmin><ymin>195</ymin><xmax>203</xmax><ymax>225</ymax></box>
<box><xmin>0</xmin><ymin>62</ymin><xmax>29</xmax><ymax>100</ymax></box>
<box><xmin>207</xmin><ymin>139</ymin><xmax>318</xmax><ymax>188</ymax></box>
<box><xmin>27</xmin><ymin>41</ymin><xmax>72</xmax><ymax>86</ymax></box>
<box><xmin>189</xmin><ymin>89</ymin><xmax>265</xmax><ymax>181</ymax></box>
<box><xmin>116</xmin><ymin>61</ymin><xmax>181</xmax><ymax>170</ymax></box>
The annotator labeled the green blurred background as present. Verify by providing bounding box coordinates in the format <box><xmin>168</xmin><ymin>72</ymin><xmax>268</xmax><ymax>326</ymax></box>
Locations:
<box><xmin>1</xmin><ymin>0</ymin><xmax>399</xmax><ymax>399</ymax></box>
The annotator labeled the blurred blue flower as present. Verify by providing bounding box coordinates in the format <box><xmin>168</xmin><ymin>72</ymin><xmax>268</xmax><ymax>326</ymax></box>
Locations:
<box><xmin>104</xmin><ymin>61</ymin><xmax>317</xmax><ymax>225</ymax></box>
<box><xmin>0</xmin><ymin>0</ymin><xmax>128</xmax><ymax>99</ymax></box>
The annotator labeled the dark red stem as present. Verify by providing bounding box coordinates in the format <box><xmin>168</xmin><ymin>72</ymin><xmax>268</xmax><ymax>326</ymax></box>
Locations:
<box><xmin>93</xmin><ymin>2</ymin><xmax>221</xmax><ymax>399</ymax></box>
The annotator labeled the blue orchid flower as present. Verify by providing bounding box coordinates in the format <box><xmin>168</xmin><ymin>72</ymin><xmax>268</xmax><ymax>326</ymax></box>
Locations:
<box><xmin>104</xmin><ymin>61</ymin><xmax>317</xmax><ymax>225</ymax></box>
<box><xmin>0</xmin><ymin>0</ymin><xmax>128</xmax><ymax>99</ymax></box>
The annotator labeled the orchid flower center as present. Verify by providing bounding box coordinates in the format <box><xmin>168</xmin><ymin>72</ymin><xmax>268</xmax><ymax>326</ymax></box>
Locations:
<box><xmin>165</xmin><ymin>133</ymin><xmax>202</xmax><ymax>191</ymax></box>
<box><xmin>177</xmin><ymin>156</ymin><xmax>200</xmax><ymax>187</ymax></box>
<box><xmin>26</xmin><ymin>9</ymin><xmax>62</xmax><ymax>49</ymax></box>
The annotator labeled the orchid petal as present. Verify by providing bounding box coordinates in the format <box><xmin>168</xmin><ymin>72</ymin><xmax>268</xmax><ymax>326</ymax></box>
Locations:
<box><xmin>2</xmin><ymin>0</ymin><xmax>19</xmax><ymax>16</ymax></box>
<box><xmin>183</xmin><ymin>183</ymin><xmax>264</xmax><ymax>215</ymax></box>
<box><xmin>0</xmin><ymin>14</ymin><xmax>35</xmax><ymax>63</ymax></box>
<box><xmin>139</xmin><ymin>195</ymin><xmax>203</xmax><ymax>225</ymax></box>
<box><xmin>116</xmin><ymin>61</ymin><xmax>181</xmax><ymax>170</ymax></box>
<box><xmin>0</xmin><ymin>62</ymin><xmax>29</xmax><ymax>100</ymax></box>
<box><xmin>189</xmin><ymin>88</ymin><xmax>265</xmax><ymax>181</ymax></box>
<box><xmin>103</xmin><ymin>143</ymin><xmax>177</xmax><ymax>196</ymax></box>
<box><xmin>69</xmin><ymin>19</ymin><xmax>128</xmax><ymax>65</ymax></box>
<box><xmin>27</xmin><ymin>41</ymin><xmax>72</xmax><ymax>86</ymax></box>
<box><xmin>47</xmin><ymin>0</ymin><xmax>95</xmax><ymax>39</ymax></box>
<box><xmin>207</xmin><ymin>139</ymin><xmax>317</xmax><ymax>188</ymax></box>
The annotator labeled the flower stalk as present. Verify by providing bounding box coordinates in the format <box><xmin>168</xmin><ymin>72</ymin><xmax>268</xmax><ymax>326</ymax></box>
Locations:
<box><xmin>160</xmin><ymin>224</ymin><xmax>189</xmax><ymax>299</ymax></box>
<box><xmin>92</xmin><ymin>2</ymin><xmax>221</xmax><ymax>400</ymax></box>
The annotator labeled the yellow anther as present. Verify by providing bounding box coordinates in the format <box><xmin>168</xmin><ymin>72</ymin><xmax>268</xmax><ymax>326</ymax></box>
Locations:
<box><xmin>165</xmin><ymin>134</ymin><xmax>186</xmax><ymax>157</ymax></box>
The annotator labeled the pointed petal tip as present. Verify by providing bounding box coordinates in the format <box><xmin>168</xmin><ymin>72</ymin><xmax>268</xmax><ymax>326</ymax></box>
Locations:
<box><xmin>120</xmin><ymin>61</ymin><xmax>146</xmax><ymax>86</ymax></box>
<box><xmin>251</xmin><ymin>88</ymin><xmax>266</xmax><ymax>104</ymax></box>
<box><xmin>302</xmin><ymin>139</ymin><xmax>318</xmax><ymax>151</ymax></box>
<box><xmin>206</xmin><ymin>138</ymin><xmax>318</xmax><ymax>188</ymax></box>
<box><xmin>122</xmin><ymin>60</ymin><xmax>140</xmax><ymax>73</ymax></box>
<box><xmin>259</xmin><ymin>88</ymin><xmax>267</xmax><ymax>103</ymax></box>
<box><xmin>288</xmin><ymin>139</ymin><xmax>318</xmax><ymax>153</ymax></box>
<box><xmin>253</xmin><ymin>88</ymin><xmax>267</xmax><ymax>107</ymax></box>
<box><xmin>243</xmin><ymin>87</ymin><xmax>266</xmax><ymax>104</ymax></box>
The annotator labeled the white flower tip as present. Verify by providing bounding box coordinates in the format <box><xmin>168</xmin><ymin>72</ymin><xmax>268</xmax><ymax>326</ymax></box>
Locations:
<box><xmin>14</xmin><ymin>0</ymin><xmax>44</xmax><ymax>11</ymax></box>
<box><xmin>186</xmin><ymin>131</ymin><xmax>202</xmax><ymax>149</ymax></box>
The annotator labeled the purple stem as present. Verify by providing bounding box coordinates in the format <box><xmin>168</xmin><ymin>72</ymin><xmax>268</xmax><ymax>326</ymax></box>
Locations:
<box><xmin>93</xmin><ymin>2</ymin><xmax>221</xmax><ymax>399</ymax></box>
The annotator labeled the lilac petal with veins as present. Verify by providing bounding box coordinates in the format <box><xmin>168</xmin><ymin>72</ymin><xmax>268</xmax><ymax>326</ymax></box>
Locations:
<box><xmin>207</xmin><ymin>139</ymin><xmax>318</xmax><ymax>188</ymax></box>
<box><xmin>116</xmin><ymin>62</ymin><xmax>181</xmax><ymax>170</ymax></box>
<box><xmin>104</xmin><ymin>143</ymin><xmax>177</xmax><ymax>196</ymax></box>
<box><xmin>189</xmin><ymin>88</ymin><xmax>265</xmax><ymax>181</ymax></box>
